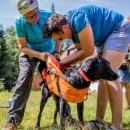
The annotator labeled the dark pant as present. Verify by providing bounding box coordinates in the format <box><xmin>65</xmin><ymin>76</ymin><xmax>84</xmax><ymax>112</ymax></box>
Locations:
<box><xmin>7</xmin><ymin>53</ymin><xmax>45</xmax><ymax>124</ymax></box>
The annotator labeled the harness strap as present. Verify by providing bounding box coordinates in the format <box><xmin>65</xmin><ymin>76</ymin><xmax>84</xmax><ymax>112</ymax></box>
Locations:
<box><xmin>78</xmin><ymin>70</ymin><xmax>90</xmax><ymax>82</ymax></box>
<box><xmin>48</xmin><ymin>70</ymin><xmax>67</xmax><ymax>81</ymax></box>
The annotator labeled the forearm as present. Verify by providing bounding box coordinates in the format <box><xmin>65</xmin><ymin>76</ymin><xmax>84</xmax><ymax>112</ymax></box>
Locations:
<box><xmin>17</xmin><ymin>37</ymin><xmax>48</xmax><ymax>61</ymax></box>
<box><xmin>60</xmin><ymin>49</ymin><xmax>94</xmax><ymax>67</ymax></box>
<box><xmin>21</xmin><ymin>47</ymin><xmax>47</xmax><ymax>61</ymax></box>
<box><xmin>55</xmin><ymin>41</ymin><xmax>62</xmax><ymax>53</ymax></box>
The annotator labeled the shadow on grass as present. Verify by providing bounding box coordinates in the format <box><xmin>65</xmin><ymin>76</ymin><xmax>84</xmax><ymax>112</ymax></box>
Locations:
<box><xmin>34</xmin><ymin>121</ymin><xmax>81</xmax><ymax>130</ymax></box>
<box><xmin>34</xmin><ymin>123</ymin><xmax>59</xmax><ymax>130</ymax></box>
<box><xmin>123</xmin><ymin>123</ymin><xmax>130</xmax><ymax>130</ymax></box>
<box><xmin>18</xmin><ymin>121</ymin><xmax>130</xmax><ymax>130</ymax></box>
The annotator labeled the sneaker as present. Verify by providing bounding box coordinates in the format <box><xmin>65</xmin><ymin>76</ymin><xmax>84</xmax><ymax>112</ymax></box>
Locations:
<box><xmin>2</xmin><ymin>122</ymin><xmax>18</xmax><ymax>130</ymax></box>
<box><xmin>82</xmin><ymin>120</ymin><xmax>106</xmax><ymax>130</ymax></box>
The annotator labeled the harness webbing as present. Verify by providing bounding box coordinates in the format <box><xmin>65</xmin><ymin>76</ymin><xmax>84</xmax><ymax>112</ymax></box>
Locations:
<box><xmin>78</xmin><ymin>70</ymin><xmax>90</xmax><ymax>82</ymax></box>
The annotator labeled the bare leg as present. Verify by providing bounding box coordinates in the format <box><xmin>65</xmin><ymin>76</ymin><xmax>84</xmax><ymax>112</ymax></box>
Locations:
<box><xmin>123</xmin><ymin>83</ymin><xmax>130</xmax><ymax>109</ymax></box>
<box><xmin>96</xmin><ymin>80</ymin><xmax>108</xmax><ymax>122</ymax></box>
<box><xmin>102</xmin><ymin>50</ymin><xmax>125</xmax><ymax>130</ymax></box>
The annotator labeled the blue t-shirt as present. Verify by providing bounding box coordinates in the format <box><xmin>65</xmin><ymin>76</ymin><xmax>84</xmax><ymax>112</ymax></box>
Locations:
<box><xmin>15</xmin><ymin>10</ymin><xmax>55</xmax><ymax>53</ymax></box>
<box><xmin>66</xmin><ymin>5</ymin><xmax>124</xmax><ymax>46</ymax></box>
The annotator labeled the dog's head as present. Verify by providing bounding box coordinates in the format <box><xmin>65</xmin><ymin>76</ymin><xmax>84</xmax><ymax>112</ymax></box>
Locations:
<box><xmin>81</xmin><ymin>56</ymin><xmax>118</xmax><ymax>81</ymax></box>
<box><xmin>66</xmin><ymin>56</ymin><xmax>118</xmax><ymax>89</ymax></box>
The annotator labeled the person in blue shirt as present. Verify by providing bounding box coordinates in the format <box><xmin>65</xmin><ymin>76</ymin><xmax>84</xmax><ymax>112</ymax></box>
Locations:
<box><xmin>43</xmin><ymin>5</ymin><xmax>130</xmax><ymax>130</ymax></box>
<box><xmin>2</xmin><ymin>0</ymin><xmax>62</xmax><ymax>130</ymax></box>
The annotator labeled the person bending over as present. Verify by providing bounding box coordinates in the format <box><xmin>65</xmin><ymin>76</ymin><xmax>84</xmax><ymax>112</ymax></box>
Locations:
<box><xmin>43</xmin><ymin>5</ymin><xmax>130</xmax><ymax>130</ymax></box>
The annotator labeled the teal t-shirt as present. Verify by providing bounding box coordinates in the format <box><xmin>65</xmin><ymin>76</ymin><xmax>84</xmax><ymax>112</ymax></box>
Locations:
<box><xmin>66</xmin><ymin>5</ymin><xmax>124</xmax><ymax>46</ymax></box>
<box><xmin>15</xmin><ymin>10</ymin><xmax>55</xmax><ymax>53</ymax></box>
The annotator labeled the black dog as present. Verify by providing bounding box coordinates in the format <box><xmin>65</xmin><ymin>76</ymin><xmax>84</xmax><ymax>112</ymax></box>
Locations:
<box><xmin>36</xmin><ymin>56</ymin><xmax>118</xmax><ymax>129</ymax></box>
<box><xmin>35</xmin><ymin>62</ymin><xmax>71</xmax><ymax>129</ymax></box>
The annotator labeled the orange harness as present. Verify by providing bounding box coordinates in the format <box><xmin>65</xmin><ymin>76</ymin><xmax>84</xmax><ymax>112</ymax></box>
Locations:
<box><xmin>42</xmin><ymin>55</ymin><xmax>88</xmax><ymax>103</ymax></box>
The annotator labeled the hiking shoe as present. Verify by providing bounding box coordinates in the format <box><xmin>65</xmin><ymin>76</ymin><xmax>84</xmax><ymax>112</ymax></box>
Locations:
<box><xmin>102</xmin><ymin>125</ymin><xmax>124</xmax><ymax>130</ymax></box>
<box><xmin>82</xmin><ymin>120</ymin><xmax>106</xmax><ymax>130</ymax></box>
<box><xmin>2</xmin><ymin>122</ymin><xmax>18</xmax><ymax>130</ymax></box>
<box><xmin>103</xmin><ymin>126</ymin><xmax>113</xmax><ymax>130</ymax></box>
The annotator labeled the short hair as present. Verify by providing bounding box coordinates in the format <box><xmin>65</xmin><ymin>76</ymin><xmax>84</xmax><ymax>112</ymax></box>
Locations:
<box><xmin>43</xmin><ymin>14</ymin><xmax>68</xmax><ymax>38</ymax></box>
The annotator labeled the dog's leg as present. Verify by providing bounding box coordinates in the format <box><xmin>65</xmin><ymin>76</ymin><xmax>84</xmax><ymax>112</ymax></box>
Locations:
<box><xmin>59</xmin><ymin>98</ymin><xmax>66</xmax><ymax>130</ymax></box>
<box><xmin>56</xmin><ymin>81</ymin><xmax>65</xmax><ymax>130</ymax></box>
<box><xmin>36</xmin><ymin>84</ymin><xmax>51</xmax><ymax>128</ymax></box>
<box><xmin>64</xmin><ymin>102</ymin><xmax>71</xmax><ymax>117</ymax></box>
<box><xmin>77</xmin><ymin>102</ymin><xmax>84</xmax><ymax>124</ymax></box>
<box><xmin>54</xmin><ymin>95</ymin><xmax>71</xmax><ymax>126</ymax></box>
<box><xmin>53</xmin><ymin>95</ymin><xmax>60</xmax><ymax>124</ymax></box>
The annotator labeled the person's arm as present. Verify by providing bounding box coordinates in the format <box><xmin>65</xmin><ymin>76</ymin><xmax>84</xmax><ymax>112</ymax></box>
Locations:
<box><xmin>54</xmin><ymin>40</ymin><xmax>62</xmax><ymax>53</ymax></box>
<box><xmin>59</xmin><ymin>24</ymin><xmax>95</xmax><ymax>67</ymax></box>
<box><xmin>17</xmin><ymin>37</ymin><xmax>48</xmax><ymax>61</ymax></box>
<box><xmin>53</xmin><ymin>41</ymin><xmax>62</xmax><ymax>60</ymax></box>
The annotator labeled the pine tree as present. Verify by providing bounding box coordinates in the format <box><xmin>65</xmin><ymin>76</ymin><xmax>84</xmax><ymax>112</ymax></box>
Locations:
<box><xmin>51</xmin><ymin>2</ymin><xmax>55</xmax><ymax>14</ymax></box>
<box><xmin>0</xmin><ymin>25</ymin><xmax>19</xmax><ymax>89</ymax></box>
<box><xmin>4</xmin><ymin>26</ymin><xmax>19</xmax><ymax>89</ymax></box>
<box><xmin>0</xmin><ymin>24</ymin><xmax>10</xmax><ymax>88</ymax></box>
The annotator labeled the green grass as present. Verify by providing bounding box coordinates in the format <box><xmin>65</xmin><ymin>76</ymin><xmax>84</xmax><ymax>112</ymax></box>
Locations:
<box><xmin>0</xmin><ymin>90</ymin><xmax>130</xmax><ymax>130</ymax></box>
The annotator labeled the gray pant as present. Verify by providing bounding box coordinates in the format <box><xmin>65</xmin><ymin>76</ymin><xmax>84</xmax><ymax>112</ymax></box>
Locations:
<box><xmin>7</xmin><ymin>53</ymin><xmax>45</xmax><ymax>124</ymax></box>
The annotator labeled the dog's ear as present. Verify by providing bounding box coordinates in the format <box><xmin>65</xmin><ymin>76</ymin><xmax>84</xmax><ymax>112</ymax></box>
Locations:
<box><xmin>97</xmin><ymin>55</ymin><xmax>102</xmax><ymax>59</ymax></box>
<box><xmin>96</xmin><ymin>56</ymin><xmax>102</xmax><ymax>63</ymax></box>
<box><xmin>95</xmin><ymin>56</ymin><xmax>110</xmax><ymax>66</ymax></box>
<box><xmin>91</xmin><ymin>56</ymin><xmax>100</xmax><ymax>65</ymax></box>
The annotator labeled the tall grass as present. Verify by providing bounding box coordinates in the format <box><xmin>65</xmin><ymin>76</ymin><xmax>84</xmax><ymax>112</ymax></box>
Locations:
<box><xmin>0</xmin><ymin>90</ymin><xmax>130</xmax><ymax>130</ymax></box>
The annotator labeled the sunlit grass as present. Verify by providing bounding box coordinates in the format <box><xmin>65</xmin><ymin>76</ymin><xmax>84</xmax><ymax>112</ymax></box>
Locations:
<box><xmin>0</xmin><ymin>89</ymin><xmax>130</xmax><ymax>130</ymax></box>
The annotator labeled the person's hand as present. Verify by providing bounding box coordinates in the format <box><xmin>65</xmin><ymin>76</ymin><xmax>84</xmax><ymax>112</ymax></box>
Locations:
<box><xmin>47</xmin><ymin>54</ymin><xmax>61</xmax><ymax>69</ymax></box>
<box><xmin>39</xmin><ymin>53</ymin><xmax>49</xmax><ymax>61</ymax></box>
<box><xmin>59</xmin><ymin>61</ymin><xmax>72</xmax><ymax>73</ymax></box>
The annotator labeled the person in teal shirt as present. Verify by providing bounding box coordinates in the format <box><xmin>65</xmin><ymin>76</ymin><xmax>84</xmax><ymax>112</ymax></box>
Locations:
<box><xmin>2</xmin><ymin>0</ymin><xmax>63</xmax><ymax>130</ymax></box>
<box><xmin>43</xmin><ymin>5</ymin><xmax>130</xmax><ymax>130</ymax></box>
<box><xmin>15</xmin><ymin>10</ymin><xmax>55</xmax><ymax>53</ymax></box>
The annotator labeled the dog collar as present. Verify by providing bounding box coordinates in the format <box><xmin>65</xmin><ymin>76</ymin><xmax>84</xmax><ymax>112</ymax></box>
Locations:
<box><xmin>78</xmin><ymin>70</ymin><xmax>90</xmax><ymax>82</ymax></box>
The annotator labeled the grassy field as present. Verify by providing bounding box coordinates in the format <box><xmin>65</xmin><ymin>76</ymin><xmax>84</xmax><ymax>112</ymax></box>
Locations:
<box><xmin>0</xmin><ymin>89</ymin><xmax>130</xmax><ymax>130</ymax></box>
